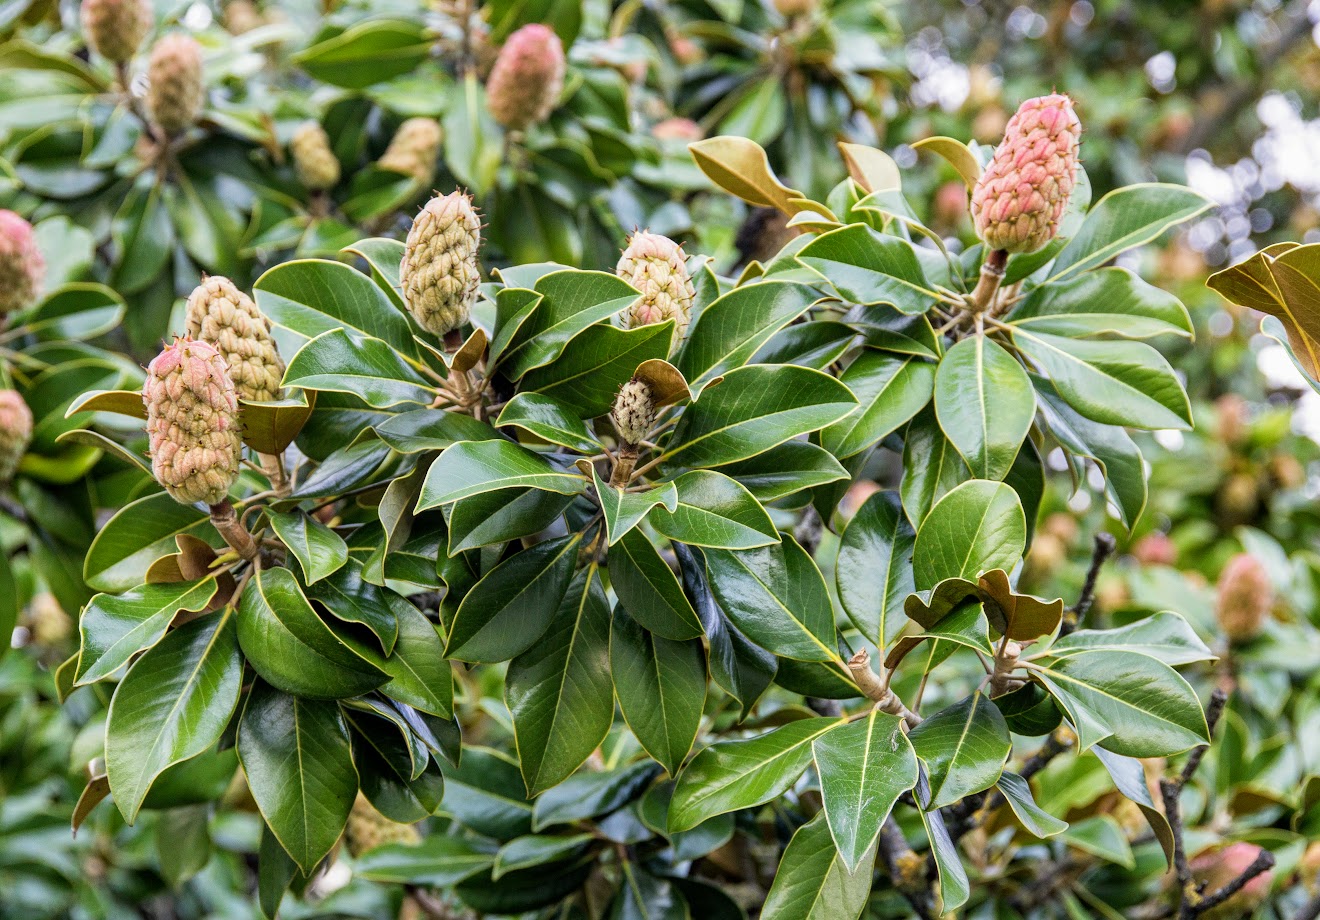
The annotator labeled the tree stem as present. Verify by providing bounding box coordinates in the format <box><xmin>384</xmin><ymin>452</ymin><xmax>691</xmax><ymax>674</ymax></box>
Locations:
<box><xmin>209</xmin><ymin>499</ymin><xmax>260</xmax><ymax>563</ymax></box>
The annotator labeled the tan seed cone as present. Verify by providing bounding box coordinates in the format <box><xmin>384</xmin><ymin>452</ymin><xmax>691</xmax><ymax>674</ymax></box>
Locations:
<box><xmin>400</xmin><ymin>191</ymin><xmax>482</xmax><ymax>337</ymax></box>
<box><xmin>0</xmin><ymin>210</ymin><xmax>44</xmax><ymax>318</ymax></box>
<box><xmin>379</xmin><ymin>118</ymin><xmax>443</xmax><ymax>186</ymax></box>
<box><xmin>1215</xmin><ymin>553</ymin><xmax>1272</xmax><ymax>644</ymax></box>
<box><xmin>290</xmin><ymin>122</ymin><xmax>340</xmax><ymax>192</ymax></box>
<box><xmin>0</xmin><ymin>389</ymin><xmax>33</xmax><ymax>484</ymax></box>
<box><xmin>617</xmin><ymin>230</ymin><xmax>694</xmax><ymax>348</ymax></box>
<box><xmin>612</xmin><ymin>378</ymin><xmax>655</xmax><ymax>446</ymax></box>
<box><xmin>183</xmin><ymin>276</ymin><xmax>284</xmax><ymax>403</ymax></box>
<box><xmin>81</xmin><ymin>0</ymin><xmax>153</xmax><ymax>63</ymax></box>
<box><xmin>485</xmin><ymin>24</ymin><xmax>566</xmax><ymax>131</ymax></box>
<box><xmin>24</xmin><ymin>593</ymin><xmax>73</xmax><ymax>648</ymax></box>
<box><xmin>143</xmin><ymin>338</ymin><xmax>243</xmax><ymax>506</ymax></box>
<box><xmin>345</xmin><ymin>794</ymin><xmax>420</xmax><ymax>857</ymax></box>
<box><xmin>146</xmin><ymin>34</ymin><xmax>205</xmax><ymax>137</ymax></box>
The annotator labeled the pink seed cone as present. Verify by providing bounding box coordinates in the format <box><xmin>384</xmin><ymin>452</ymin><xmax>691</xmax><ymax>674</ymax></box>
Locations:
<box><xmin>485</xmin><ymin>24</ymin><xmax>566</xmax><ymax>132</ymax></box>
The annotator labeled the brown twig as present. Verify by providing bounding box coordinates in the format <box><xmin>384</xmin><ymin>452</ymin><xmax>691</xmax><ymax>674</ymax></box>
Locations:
<box><xmin>846</xmin><ymin>648</ymin><xmax>921</xmax><ymax>727</ymax></box>
<box><xmin>209</xmin><ymin>499</ymin><xmax>260</xmax><ymax>563</ymax></box>
<box><xmin>1061</xmin><ymin>532</ymin><xmax>1116</xmax><ymax>636</ymax></box>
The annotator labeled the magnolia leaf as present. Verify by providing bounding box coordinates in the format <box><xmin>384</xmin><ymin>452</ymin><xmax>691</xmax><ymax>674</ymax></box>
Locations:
<box><xmin>838</xmin><ymin>142</ymin><xmax>901</xmax><ymax>194</ymax></box>
<box><xmin>912</xmin><ymin>136</ymin><xmax>982</xmax><ymax>188</ymax></box>
<box><xmin>688</xmin><ymin>136</ymin><xmax>803</xmax><ymax>213</ymax></box>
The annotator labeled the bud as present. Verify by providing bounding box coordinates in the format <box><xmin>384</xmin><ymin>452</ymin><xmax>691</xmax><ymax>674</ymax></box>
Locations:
<box><xmin>146</xmin><ymin>34</ymin><xmax>205</xmax><ymax>137</ymax></box>
<box><xmin>290</xmin><ymin>121</ymin><xmax>340</xmax><ymax>192</ymax></box>
<box><xmin>1025</xmin><ymin>531</ymin><xmax>1066</xmax><ymax>578</ymax></box>
<box><xmin>81</xmin><ymin>0</ymin><xmax>153</xmax><ymax>63</ymax></box>
<box><xmin>1041</xmin><ymin>512</ymin><xmax>1078</xmax><ymax>545</ymax></box>
<box><xmin>1268</xmin><ymin>453</ymin><xmax>1305</xmax><ymax>490</ymax></box>
<box><xmin>1215</xmin><ymin>393</ymin><xmax>1247</xmax><ymax>445</ymax></box>
<box><xmin>1216</xmin><ymin>472</ymin><xmax>1258</xmax><ymax>523</ymax></box>
<box><xmin>345</xmin><ymin>795</ymin><xmax>420</xmax><ymax>857</ymax></box>
<box><xmin>612</xmin><ymin>378</ymin><xmax>655</xmax><ymax>446</ymax></box>
<box><xmin>0</xmin><ymin>210</ymin><xmax>44</xmax><ymax>318</ymax></box>
<box><xmin>1132</xmin><ymin>532</ymin><xmax>1177</xmax><ymax>567</ymax></box>
<box><xmin>378</xmin><ymin>118</ymin><xmax>443</xmax><ymax>187</ymax></box>
<box><xmin>971</xmin><ymin>93</ymin><xmax>1080</xmax><ymax>254</ymax></box>
<box><xmin>0</xmin><ymin>389</ymin><xmax>33</xmax><ymax>484</ymax></box>
<box><xmin>183</xmin><ymin>276</ymin><xmax>284</xmax><ymax>403</ymax></box>
<box><xmin>400</xmin><ymin>192</ymin><xmax>482</xmax><ymax>337</ymax></box>
<box><xmin>932</xmin><ymin>180</ymin><xmax>968</xmax><ymax>229</ymax></box>
<box><xmin>617</xmin><ymin>231</ymin><xmax>694</xmax><ymax>348</ymax></box>
<box><xmin>652</xmin><ymin>117</ymin><xmax>703</xmax><ymax>144</ymax></box>
<box><xmin>143</xmin><ymin>338</ymin><xmax>243</xmax><ymax>506</ymax></box>
<box><xmin>222</xmin><ymin>0</ymin><xmax>264</xmax><ymax>35</ymax></box>
<box><xmin>485</xmin><ymin>24</ymin><xmax>566</xmax><ymax>131</ymax></box>
<box><xmin>1188</xmin><ymin>843</ymin><xmax>1273</xmax><ymax>920</ymax></box>
<box><xmin>1215</xmin><ymin>553</ymin><xmax>1272</xmax><ymax>644</ymax></box>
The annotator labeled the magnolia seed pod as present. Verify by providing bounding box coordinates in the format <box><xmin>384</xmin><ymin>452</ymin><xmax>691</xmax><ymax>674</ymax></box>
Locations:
<box><xmin>143</xmin><ymin>338</ymin><xmax>243</xmax><ymax>506</ymax></box>
<box><xmin>1215</xmin><ymin>553</ymin><xmax>1272</xmax><ymax>644</ymax></box>
<box><xmin>81</xmin><ymin>0</ymin><xmax>153</xmax><ymax>63</ymax></box>
<box><xmin>290</xmin><ymin>121</ymin><xmax>340</xmax><ymax>192</ymax></box>
<box><xmin>0</xmin><ymin>210</ymin><xmax>44</xmax><ymax>319</ymax></box>
<box><xmin>612</xmin><ymin>378</ymin><xmax>655</xmax><ymax>447</ymax></box>
<box><xmin>400</xmin><ymin>191</ymin><xmax>482</xmax><ymax>337</ymax></box>
<box><xmin>971</xmin><ymin>93</ymin><xmax>1081</xmax><ymax>254</ymax></box>
<box><xmin>344</xmin><ymin>795</ymin><xmax>420</xmax><ymax>857</ymax></box>
<box><xmin>146</xmin><ymin>33</ymin><xmax>205</xmax><ymax>137</ymax></box>
<box><xmin>183</xmin><ymin>276</ymin><xmax>284</xmax><ymax>403</ymax></box>
<box><xmin>617</xmin><ymin>230</ymin><xmax>694</xmax><ymax>349</ymax></box>
<box><xmin>485</xmin><ymin>24</ymin><xmax>566</xmax><ymax>131</ymax></box>
<box><xmin>378</xmin><ymin>118</ymin><xmax>443</xmax><ymax>186</ymax></box>
<box><xmin>0</xmin><ymin>389</ymin><xmax>33</xmax><ymax>484</ymax></box>
<box><xmin>1131</xmin><ymin>532</ymin><xmax>1177</xmax><ymax>567</ymax></box>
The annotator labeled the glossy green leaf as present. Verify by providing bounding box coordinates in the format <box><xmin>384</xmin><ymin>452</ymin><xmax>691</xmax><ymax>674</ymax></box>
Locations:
<box><xmin>256</xmin><ymin>258</ymin><xmax>416</xmax><ymax>357</ymax></box>
<box><xmin>704</xmin><ymin>539</ymin><xmax>838</xmax><ymax>662</ymax></box>
<box><xmin>105</xmin><ymin>612</ymin><xmax>242</xmax><ymax>823</ymax></box>
<box><xmin>496</xmin><ymin>393</ymin><xmax>599</xmax><ymax>452</ymax></box>
<box><xmin>1062</xmin><ymin>815</ymin><xmax>1134</xmax><ymax>868</ymax></box>
<box><xmin>608</xmin><ymin>528</ymin><xmax>704</xmax><ymax>641</ymax></box>
<box><xmin>676</xmin><ymin>281</ymin><xmax>817</xmax><ymax>385</ymax></box>
<box><xmin>493</xmin><ymin>834</ymin><xmax>594</xmax><ymax>881</ymax></box>
<box><xmin>836</xmin><ymin>490</ymin><xmax>914</xmax><ymax>648</ymax></box>
<box><xmin>507</xmin><ymin>568</ymin><xmax>615</xmax><ymax>796</ymax></box>
<box><xmin>908</xmin><ymin>691</ymin><xmax>1011</xmax><ymax>809</ymax></box>
<box><xmin>447</xmin><ymin>486</ymin><xmax>575</xmax><ymax>554</ymax></box>
<box><xmin>1036</xmin><ymin>386</ymin><xmax>1147</xmax><ymax>529</ymax></box>
<box><xmin>355</xmin><ymin>835</ymin><xmax>494</xmax><ymax>886</ymax></box>
<box><xmin>445</xmin><ymin>535</ymin><xmax>581</xmax><ymax>662</ymax></box>
<box><xmin>237</xmin><ymin>567</ymin><xmax>389</xmax><ymax>699</ymax></box>
<box><xmin>283</xmin><ymin>328</ymin><xmax>433</xmax><ymax>409</ymax></box>
<box><xmin>996</xmin><ymin>771</ymin><xmax>1068</xmax><ymax>838</ymax></box>
<box><xmin>1009</xmin><ymin>267</ymin><xmax>1193</xmax><ymax>338</ymax></box>
<box><xmin>1027</xmin><ymin>649</ymin><xmax>1209</xmax><ymax>757</ymax></box>
<box><xmin>1050</xmin><ymin>611</ymin><xmax>1215</xmax><ymax>666</ymax></box>
<box><xmin>1014</xmin><ymin>329</ymin><xmax>1192</xmax><ymax>430</ymax></box>
<box><xmin>666</xmin><ymin>364</ymin><xmax>857</xmax><ymax>468</ymax></box>
<box><xmin>913</xmin><ymin>768</ymin><xmax>970</xmax><ymax>911</ymax></box>
<box><xmin>292</xmin><ymin>19</ymin><xmax>431</xmax><ymax>89</ymax></box>
<box><xmin>84</xmin><ymin>493</ymin><xmax>218</xmax><ymax>593</ymax></box>
<box><xmin>416</xmin><ymin>440</ymin><xmax>584</xmax><ymax>509</ymax></box>
<box><xmin>1048</xmin><ymin>184</ymin><xmax>1211</xmax><ymax>281</ymax></box>
<box><xmin>812</xmin><ymin>711</ymin><xmax>918</xmax><ymax>870</ymax></box>
<box><xmin>821</xmin><ymin>350</ymin><xmax>935</xmax><ymax>459</ymax></box>
<box><xmin>797</xmin><ymin>223</ymin><xmax>940</xmax><ymax>313</ymax></box>
<box><xmin>521</xmin><ymin>322</ymin><xmax>674</xmax><ymax>418</ymax></box>
<box><xmin>339</xmin><ymin>598</ymin><xmax>453</xmax><ymax>718</ymax></box>
<box><xmin>900</xmin><ymin>406</ymin><xmax>971</xmax><ymax>528</ymax></box>
<box><xmin>303</xmin><ymin>559</ymin><xmax>400</xmax><ymax>653</ymax></box>
<box><xmin>374</xmin><ymin>409</ymin><xmax>500</xmax><ymax>453</ymax></box>
<box><xmin>935</xmin><ymin>336</ymin><xmax>1035</xmax><ymax>480</ymax></box>
<box><xmin>269</xmin><ymin>511</ymin><xmax>349</xmax><ymax>585</ymax></box>
<box><xmin>238</xmin><ymin>683</ymin><xmax>358</xmax><ymax>873</ymax></box>
<box><xmin>760</xmin><ymin>811</ymin><xmax>873</xmax><ymax>920</ymax></box>
<box><xmin>912</xmin><ymin>479</ymin><xmax>1026</xmax><ymax>591</ymax></box>
<box><xmin>75</xmin><ymin>579</ymin><xmax>218</xmax><ymax>686</ymax></box>
<box><xmin>648</xmin><ymin>470</ymin><xmax>779</xmax><ymax>550</ymax></box>
<box><xmin>610</xmin><ymin>605</ymin><xmax>706</xmax><ymax>777</ymax></box>
<box><xmin>718</xmin><ymin>440</ymin><xmax>850</xmax><ymax>502</ymax></box>
<box><xmin>669</xmin><ymin>717</ymin><xmax>841</xmax><ymax>832</ymax></box>
<box><xmin>593</xmin><ymin>470</ymin><xmax>678</xmax><ymax>546</ymax></box>
<box><xmin>531</xmin><ymin>760</ymin><xmax>658</xmax><ymax>830</ymax></box>
<box><xmin>500</xmin><ymin>270</ymin><xmax>640</xmax><ymax>378</ymax></box>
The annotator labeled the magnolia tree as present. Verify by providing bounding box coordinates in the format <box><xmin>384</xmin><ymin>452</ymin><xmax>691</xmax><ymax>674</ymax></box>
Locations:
<box><xmin>30</xmin><ymin>75</ymin><xmax>1294</xmax><ymax>918</ymax></box>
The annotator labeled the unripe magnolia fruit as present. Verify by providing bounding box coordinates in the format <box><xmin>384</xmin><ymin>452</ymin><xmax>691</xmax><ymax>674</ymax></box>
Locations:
<box><xmin>617</xmin><ymin>231</ymin><xmax>694</xmax><ymax>348</ymax></box>
<box><xmin>290</xmin><ymin>122</ymin><xmax>340</xmax><ymax>192</ymax></box>
<box><xmin>1215</xmin><ymin>553</ymin><xmax>1272</xmax><ymax>644</ymax></box>
<box><xmin>345</xmin><ymin>795</ymin><xmax>420</xmax><ymax>857</ymax></box>
<box><xmin>0</xmin><ymin>210</ymin><xmax>44</xmax><ymax>318</ymax></box>
<box><xmin>651</xmin><ymin>117</ymin><xmax>703</xmax><ymax>143</ymax></box>
<box><xmin>0</xmin><ymin>389</ymin><xmax>33</xmax><ymax>484</ymax></box>
<box><xmin>379</xmin><ymin>118</ymin><xmax>443</xmax><ymax>186</ymax></box>
<box><xmin>400</xmin><ymin>192</ymin><xmax>482</xmax><ymax>338</ymax></box>
<box><xmin>81</xmin><ymin>0</ymin><xmax>153</xmax><ymax>63</ymax></box>
<box><xmin>612</xmin><ymin>378</ymin><xmax>656</xmax><ymax>446</ymax></box>
<box><xmin>772</xmin><ymin>0</ymin><xmax>816</xmax><ymax>18</ymax></box>
<box><xmin>485</xmin><ymin>24</ymin><xmax>566</xmax><ymax>131</ymax></box>
<box><xmin>143</xmin><ymin>338</ymin><xmax>243</xmax><ymax>506</ymax></box>
<box><xmin>1188</xmin><ymin>843</ymin><xmax>1273</xmax><ymax>920</ymax></box>
<box><xmin>971</xmin><ymin>93</ymin><xmax>1080</xmax><ymax>254</ymax></box>
<box><xmin>1132</xmin><ymin>532</ymin><xmax>1177</xmax><ymax>567</ymax></box>
<box><xmin>146</xmin><ymin>34</ymin><xmax>205</xmax><ymax>137</ymax></box>
<box><xmin>183</xmin><ymin>276</ymin><xmax>284</xmax><ymax>403</ymax></box>
<box><xmin>1215</xmin><ymin>393</ymin><xmax>1247</xmax><ymax>445</ymax></box>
